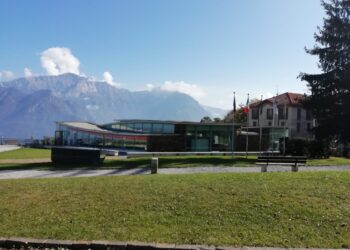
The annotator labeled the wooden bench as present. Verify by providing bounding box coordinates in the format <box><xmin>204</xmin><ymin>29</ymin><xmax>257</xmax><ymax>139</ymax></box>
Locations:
<box><xmin>256</xmin><ymin>156</ymin><xmax>307</xmax><ymax>172</ymax></box>
<box><xmin>51</xmin><ymin>146</ymin><xmax>105</xmax><ymax>166</ymax></box>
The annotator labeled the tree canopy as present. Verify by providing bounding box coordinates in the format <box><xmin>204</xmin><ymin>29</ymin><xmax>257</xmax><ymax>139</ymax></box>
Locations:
<box><xmin>224</xmin><ymin>104</ymin><xmax>247</xmax><ymax>124</ymax></box>
<box><xmin>300</xmin><ymin>0</ymin><xmax>350</xmax><ymax>143</ymax></box>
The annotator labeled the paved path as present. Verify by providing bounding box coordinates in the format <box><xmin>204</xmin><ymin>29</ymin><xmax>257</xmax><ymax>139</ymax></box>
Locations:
<box><xmin>0</xmin><ymin>145</ymin><xmax>20</xmax><ymax>152</ymax></box>
<box><xmin>1</xmin><ymin>165</ymin><xmax>350</xmax><ymax>180</ymax></box>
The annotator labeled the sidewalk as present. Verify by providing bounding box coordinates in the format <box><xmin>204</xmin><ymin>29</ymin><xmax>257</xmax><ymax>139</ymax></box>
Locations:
<box><xmin>1</xmin><ymin>237</ymin><xmax>348</xmax><ymax>250</ymax></box>
<box><xmin>0</xmin><ymin>165</ymin><xmax>350</xmax><ymax>180</ymax></box>
<box><xmin>0</xmin><ymin>145</ymin><xmax>20</xmax><ymax>153</ymax></box>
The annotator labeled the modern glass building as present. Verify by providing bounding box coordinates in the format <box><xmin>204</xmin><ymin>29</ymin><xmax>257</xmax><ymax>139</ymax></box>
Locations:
<box><xmin>56</xmin><ymin>120</ymin><xmax>238</xmax><ymax>152</ymax></box>
<box><xmin>55</xmin><ymin>120</ymin><xmax>286</xmax><ymax>152</ymax></box>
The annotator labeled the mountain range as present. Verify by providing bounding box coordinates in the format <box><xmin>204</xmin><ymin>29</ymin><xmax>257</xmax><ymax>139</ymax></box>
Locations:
<box><xmin>0</xmin><ymin>73</ymin><xmax>228</xmax><ymax>139</ymax></box>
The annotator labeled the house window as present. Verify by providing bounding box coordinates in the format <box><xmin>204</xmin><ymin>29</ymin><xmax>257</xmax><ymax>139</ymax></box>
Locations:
<box><xmin>297</xmin><ymin>108</ymin><xmax>301</xmax><ymax>120</ymax></box>
<box><xmin>307</xmin><ymin>123</ymin><xmax>311</xmax><ymax>131</ymax></box>
<box><xmin>252</xmin><ymin>109</ymin><xmax>259</xmax><ymax>119</ymax></box>
<box><xmin>306</xmin><ymin>110</ymin><xmax>312</xmax><ymax>120</ymax></box>
<box><xmin>266</xmin><ymin>109</ymin><xmax>273</xmax><ymax>120</ymax></box>
<box><xmin>253</xmin><ymin>121</ymin><xmax>257</xmax><ymax>127</ymax></box>
<box><xmin>297</xmin><ymin>123</ymin><xmax>300</xmax><ymax>132</ymax></box>
<box><xmin>278</xmin><ymin>107</ymin><xmax>288</xmax><ymax>119</ymax></box>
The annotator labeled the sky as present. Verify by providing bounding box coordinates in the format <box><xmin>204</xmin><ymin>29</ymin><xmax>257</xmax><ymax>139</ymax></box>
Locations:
<box><xmin>0</xmin><ymin>0</ymin><xmax>325</xmax><ymax>109</ymax></box>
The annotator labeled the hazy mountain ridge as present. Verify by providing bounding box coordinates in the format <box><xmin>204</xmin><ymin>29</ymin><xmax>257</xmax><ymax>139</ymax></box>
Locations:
<box><xmin>202</xmin><ymin>105</ymin><xmax>229</xmax><ymax>119</ymax></box>
<box><xmin>0</xmin><ymin>73</ymin><xmax>213</xmax><ymax>138</ymax></box>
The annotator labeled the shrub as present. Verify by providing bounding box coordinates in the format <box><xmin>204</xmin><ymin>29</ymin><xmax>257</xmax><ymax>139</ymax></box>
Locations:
<box><xmin>281</xmin><ymin>138</ymin><xmax>329</xmax><ymax>159</ymax></box>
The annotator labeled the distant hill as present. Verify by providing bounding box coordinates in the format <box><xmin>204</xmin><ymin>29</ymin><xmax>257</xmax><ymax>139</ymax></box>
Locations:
<box><xmin>0</xmin><ymin>73</ymin><xmax>211</xmax><ymax>138</ymax></box>
<box><xmin>202</xmin><ymin>105</ymin><xmax>229</xmax><ymax>119</ymax></box>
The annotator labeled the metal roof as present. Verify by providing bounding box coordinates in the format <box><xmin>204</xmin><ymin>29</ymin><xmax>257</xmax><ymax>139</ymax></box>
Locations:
<box><xmin>111</xmin><ymin>119</ymin><xmax>237</xmax><ymax>126</ymax></box>
<box><xmin>57</xmin><ymin>121</ymin><xmax>111</xmax><ymax>133</ymax></box>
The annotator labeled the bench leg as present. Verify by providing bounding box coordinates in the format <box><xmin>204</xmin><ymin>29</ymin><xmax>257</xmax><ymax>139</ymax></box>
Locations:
<box><xmin>261</xmin><ymin>165</ymin><xmax>268</xmax><ymax>172</ymax></box>
<box><xmin>291</xmin><ymin>165</ymin><xmax>298</xmax><ymax>172</ymax></box>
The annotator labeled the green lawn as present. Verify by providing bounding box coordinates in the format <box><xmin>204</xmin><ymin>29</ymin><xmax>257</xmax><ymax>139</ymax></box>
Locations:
<box><xmin>105</xmin><ymin>155</ymin><xmax>257</xmax><ymax>168</ymax></box>
<box><xmin>0</xmin><ymin>148</ymin><xmax>349</xmax><ymax>170</ymax></box>
<box><xmin>307</xmin><ymin>157</ymin><xmax>350</xmax><ymax>166</ymax></box>
<box><xmin>0</xmin><ymin>148</ymin><xmax>50</xmax><ymax>159</ymax></box>
<box><xmin>110</xmin><ymin>156</ymin><xmax>350</xmax><ymax>168</ymax></box>
<box><xmin>0</xmin><ymin>172</ymin><xmax>349</xmax><ymax>248</ymax></box>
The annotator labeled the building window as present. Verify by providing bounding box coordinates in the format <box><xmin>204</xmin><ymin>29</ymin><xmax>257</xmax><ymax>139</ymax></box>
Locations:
<box><xmin>297</xmin><ymin>108</ymin><xmax>301</xmax><ymax>120</ymax></box>
<box><xmin>307</xmin><ymin>123</ymin><xmax>311</xmax><ymax>131</ymax></box>
<box><xmin>253</xmin><ymin>121</ymin><xmax>257</xmax><ymax>127</ymax></box>
<box><xmin>266</xmin><ymin>109</ymin><xmax>273</xmax><ymax>120</ymax></box>
<box><xmin>306</xmin><ymin>110</ymin><xmax>312</xmax><ymax>120</ymax></box>
<box><xmin>297</xmin><ymin>123</ymin><xmax>300</xmax><ymax>132</ymax></box>
<box><xmin>252</xmin><ymin>109</ymin><xmax>259</xmax><ymax>119</ymax></box>
<box><xmin>281</xmin><ymin>121</ymin><xmax>285</xmax><ymax>127</ymax></box>
<box><xmin>278</xmin><ymin>107</ymin><xmax>288</xmax><ymax>119</ymax></box>
<box><xmin>268</xmin><ymin>121</ymin><xmax>272</xmax><ymax>126</ymax></box>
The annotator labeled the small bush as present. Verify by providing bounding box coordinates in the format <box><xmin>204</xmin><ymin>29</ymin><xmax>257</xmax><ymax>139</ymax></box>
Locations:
<box><xmin>281</xmin><ymin>138</ymin><xmax>329</xmax><ymax>159</ymax></box>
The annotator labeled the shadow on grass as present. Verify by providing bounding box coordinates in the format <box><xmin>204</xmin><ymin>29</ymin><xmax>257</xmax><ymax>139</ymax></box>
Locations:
<box><xmin>104</xmin><ymin>156</ymin><xmax>257</xmax><ymax>169</ymax></box>
<box><xmin>0</xmin><ymin>156</ymin><xmax>257</xmax><ymax>171</ymax></box>
<box><xmin>160</xmin><ymin>156</ymin><xmax>256</xmax><ymax>167</ymax></box>
<box><xmin>0</xmin><ymin>162</ymin><xmax>134</xmax><ymax>171</ymax></box>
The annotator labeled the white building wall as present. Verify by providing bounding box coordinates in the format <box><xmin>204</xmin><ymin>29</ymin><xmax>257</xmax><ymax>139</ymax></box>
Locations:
<box><xmin>248</xmin><ymin>104</ymin><xmax>314</xmax><ymax>139</ymax></box>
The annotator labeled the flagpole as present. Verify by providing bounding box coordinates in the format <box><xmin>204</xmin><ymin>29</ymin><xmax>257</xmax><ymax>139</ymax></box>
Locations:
<box><xmin>231</xmin><ymin>92</ymin><xmax>236</xmax><ymax>159</ymax></box>
<box><xmin>245</xmin><ymin>93</ymin><xmax>249</xmax><ymax>158</ymax></box>
<box><xmin>259</xmin><ymin>94</ymin><xmax>263</xmax><ymax>155</ymax></box>
<box><xmin>272</xmin><ymin>96</ymin><xmax>275</xmax><ymax>127</ymax></box>
<box><xmin>283</xmin><ymin>103</ymin><xmax>287</xmax><ymax>155</ymax></box>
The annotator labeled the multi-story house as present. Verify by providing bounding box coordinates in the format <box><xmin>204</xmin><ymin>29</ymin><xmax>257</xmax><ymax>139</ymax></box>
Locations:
<box><xmin>249</xmin><ymin>92</ymin><xmax>315</xmax><ymax>139</ymax></box>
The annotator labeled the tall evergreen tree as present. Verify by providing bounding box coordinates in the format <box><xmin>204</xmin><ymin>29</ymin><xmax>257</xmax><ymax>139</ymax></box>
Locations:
<box><xmin>300</xmin><ymin>0</ymin><xmax>350</xmax><ymax>143</ymax></box>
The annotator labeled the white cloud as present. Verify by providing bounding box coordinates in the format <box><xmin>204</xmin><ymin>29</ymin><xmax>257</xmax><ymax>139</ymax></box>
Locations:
<box><xmin>24</xmin><ymin>67</ymin><xmax>33</xmax><ymax>77</ymax></box>
<box><xmin>159</xmin><ymin>81</ymin><xmax>206</xmax><ymax>100</ymax></box>
<box><xmin>146</xmin><ymin>83</ymin><xmax>155</xmax><ymax>90</ymax></box>
<box><xmin>102</xmin><ymin>71</ymin><xmax>120</xmax><ymax>87</ymax></box>
<box><xmin>40</xmin><ymin>47</ymin><xmax>80</xmax><ymax>75</ymax></box>
<box><xmin>0</xmin><ymin>70</ymin><xmax>15</xmax><ymax>81</ymax></box>
<box><xmin>258</xmin><ymin>92</ymin><xmax>274</xmax><ymax>99</ymax></box>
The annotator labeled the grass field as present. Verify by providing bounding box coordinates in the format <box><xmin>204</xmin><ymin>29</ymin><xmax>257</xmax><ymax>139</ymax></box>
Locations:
<box><xmin>105</xmin><ymin>155</ymin><xmax>257</xmax><ymax>168</ymax></box>
<box><xmin>0</xmin><ymin>148</ymin><xmax>50</xmax><ymax>159</ymax></box>
<box><xmin>0</xmin><ymin>148</ymin><xmax>349</xmax><ymax>170</ymax></box>
<box><xmin>0</xmin><ymin>171</ymin><xmax>349</xmax><ymax>248</ymax></box>
<box><xmin>307</xmin><ymin>157</ymin><xmax>350</xmax><ymax>166</ymax></box>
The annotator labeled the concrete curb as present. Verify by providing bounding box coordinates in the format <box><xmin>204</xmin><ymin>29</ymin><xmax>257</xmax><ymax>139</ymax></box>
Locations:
<box><xmin>0</xmin><ymin>237</ymin><xmax>348</xmax><ymax>250</ymax></box>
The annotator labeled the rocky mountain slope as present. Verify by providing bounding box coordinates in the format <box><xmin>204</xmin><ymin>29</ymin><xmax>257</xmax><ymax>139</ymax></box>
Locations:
<box><xmin>0</xmin><ymin>73</ymin><xmax>213</xmax><ymax>138</ymax></box>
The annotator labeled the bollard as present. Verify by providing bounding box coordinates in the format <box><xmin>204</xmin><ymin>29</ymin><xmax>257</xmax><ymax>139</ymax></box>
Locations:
<box><xmin>151</xmin><ymin>157</ymin><xmax>158</xmax><ymax>174</ymax></box>
<box><xmin>261</xmin><ymin>165</ymin><xmax>267</xmax><ymax>172</ymax></box>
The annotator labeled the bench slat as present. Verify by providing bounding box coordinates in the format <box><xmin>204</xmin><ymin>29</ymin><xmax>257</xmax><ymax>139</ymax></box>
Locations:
<box><xmin>256</xmin><ymin>159</ymin><xmax>307</xmax><ymax>163</ymax></box>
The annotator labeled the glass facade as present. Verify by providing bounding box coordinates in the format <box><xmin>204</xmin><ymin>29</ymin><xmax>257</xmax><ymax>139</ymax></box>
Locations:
<box><xmin>56</xmin><ymin>121</ymin><xmax>236</xmax><ymax>152</ymax></box>
<box><xmin>56</xmin><ymin>124</ymin><xmax>148</xmax><ymax>150</ymax></box>
<box><xmin>104</xmin><ymin>121</ymin><xmax>175</xmax><ymax>134</ymax></box>
<box><xmin>185</xmin><ymin>124</ymin><xmax>233</xmax><ymax>151</ymax></box>
<box><xmin>268</xmin><ymin>127</ymin><xmax>287</xmax><ymax>151</ymax></box>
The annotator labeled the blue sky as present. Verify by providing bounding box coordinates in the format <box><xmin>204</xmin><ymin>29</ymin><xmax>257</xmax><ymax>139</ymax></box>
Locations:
<box><xmin>0</xmin><ymin>0</ymin><xmax>324</xmax><ymax>109</ymax></box>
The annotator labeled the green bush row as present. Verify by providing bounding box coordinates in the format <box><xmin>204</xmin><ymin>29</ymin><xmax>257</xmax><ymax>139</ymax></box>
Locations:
<box><xmin>280</xmin><ymin>138</ymin><xmax>330</xmax><ymax>159</ymax></box>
